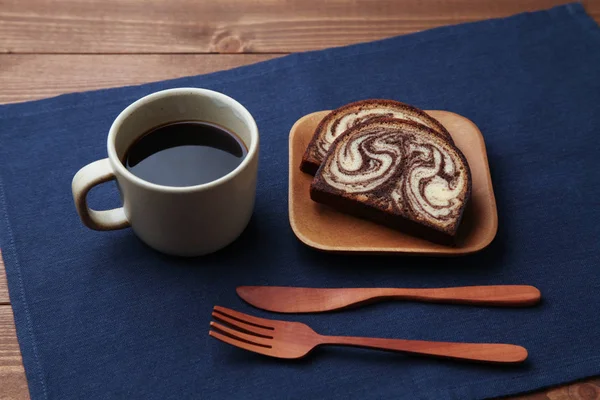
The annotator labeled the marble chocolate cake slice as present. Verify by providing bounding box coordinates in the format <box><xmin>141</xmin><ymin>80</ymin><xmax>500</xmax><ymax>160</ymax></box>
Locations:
<box><xmin>300</xmin><ymin>99</ymin><xmax>452</xmax><ymax>175</ymax></box>
<box><xmin>310</xmin><ymin>117</ymin><xmax>471</xmax><ymax>245</ymax></box>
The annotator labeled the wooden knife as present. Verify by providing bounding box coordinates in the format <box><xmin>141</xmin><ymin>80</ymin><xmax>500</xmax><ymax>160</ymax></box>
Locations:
<box><xmin>236</xmin><ymin>285</ymin><xmax>541</xmax><ymax>313</ymax></box>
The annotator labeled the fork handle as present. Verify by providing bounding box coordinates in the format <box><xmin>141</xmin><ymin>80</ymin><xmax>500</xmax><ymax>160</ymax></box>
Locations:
<box><xmin>318</xmin><ymin>336</ymin><xmax>527</xmax><ymax>364</ymax></box>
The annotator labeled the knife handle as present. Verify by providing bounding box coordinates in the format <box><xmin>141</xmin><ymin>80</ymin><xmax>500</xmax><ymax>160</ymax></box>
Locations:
<box><xmin>384</xmin><ymin>285</ymin><xmax>541</xmax><ymax>306</ymax></box>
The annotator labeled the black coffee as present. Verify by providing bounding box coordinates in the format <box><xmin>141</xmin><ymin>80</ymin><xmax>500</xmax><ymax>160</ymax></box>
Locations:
<box><xmin>124</xmin><ymin>121</ymin><xmax>247</xmax><ymax>187</ymax></box>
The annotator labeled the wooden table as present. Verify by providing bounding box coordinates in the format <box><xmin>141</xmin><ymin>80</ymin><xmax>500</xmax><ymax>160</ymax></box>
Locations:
<box><xmin>1</xmin><ymin>1</ymin><xmax>600</xmax><ymax>398</ymax></box>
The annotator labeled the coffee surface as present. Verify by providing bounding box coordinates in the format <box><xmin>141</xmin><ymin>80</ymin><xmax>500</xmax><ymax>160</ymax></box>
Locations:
<box><xmin>124</xmin><ymin>121</ymin><xmax>247</xmax><ymax>187</ymax></box>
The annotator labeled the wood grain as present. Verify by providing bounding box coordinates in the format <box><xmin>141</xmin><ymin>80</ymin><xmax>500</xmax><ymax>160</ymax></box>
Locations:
<box><xmin>512</xmin><ymin>378</ymin><xmax>600</xmax><ymax>400</ymax></box>
<box><xmin>0</xmin><ymin>253</ymin><xmax>7</xmax><ymax>305</ymax></box>
<box><xmin>0</xmin><ymin>54</ymin><xmax>280</xmax><ymax>104</ymax></box>
<box><xmin>0</xmin><ymin>0</ymin><xmax>598</xmax><ymax>54</ymax></box>
<box><xmin>0</xmin><ymin>305</ymin><xmax>29</xmax><ymax>400</ymax></box>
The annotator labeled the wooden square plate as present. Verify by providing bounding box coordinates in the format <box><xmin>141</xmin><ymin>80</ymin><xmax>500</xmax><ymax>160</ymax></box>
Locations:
<box><xmin>288</xmin><ymin>110</ymin><xmax>498</xmax><ymax>256</ymax></box>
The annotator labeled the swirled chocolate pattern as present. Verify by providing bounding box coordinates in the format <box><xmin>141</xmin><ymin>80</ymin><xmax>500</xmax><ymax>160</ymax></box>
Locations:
<box><xmin>325</xmin><ymin>130</ymin><xmax>404</xmax><ymax>193</ymax></box>
<box><xmin>311</xmin><ymin>118</ymin><xmax>471</xmax><ymax>242</ymax></box>
<box><xmin>391</xmin><ymin>142</ymin><xmax>467</xmax><ymax>228</ymax></box>
<box><xmin>301</xmin><ymin>99</ymin><xmax>452</xmax><ymax>175</ymax></box>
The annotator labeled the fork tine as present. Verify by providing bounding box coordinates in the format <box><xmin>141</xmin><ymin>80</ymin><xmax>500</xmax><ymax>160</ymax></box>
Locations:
<box><xmin>211</xmin><ymin>312</ymin><xmax>274</xmax><ymax>337</ymax></box>
<box><xmin>209</xmin><ymin>330</ymin><xmax>274</xmax><ymax>357</ymax></box>
<box><xmin>213</xmin><ymin>306</ymin><xmax>276</xmax><ymax>329</ymax></box>
<box><xmin>210</xmin><ymin>322</ymin><xmax>273</xmax><ymax>347</ymax></box>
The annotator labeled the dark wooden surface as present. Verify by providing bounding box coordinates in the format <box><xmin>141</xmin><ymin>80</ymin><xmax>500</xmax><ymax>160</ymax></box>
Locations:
<box><xmin>1</xmin><ymin>1</ymin><xmax>600</xmax><ymax>398</ymax></box>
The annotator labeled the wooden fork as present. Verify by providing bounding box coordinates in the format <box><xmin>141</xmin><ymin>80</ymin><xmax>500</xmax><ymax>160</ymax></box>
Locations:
<box><xmin>209</xmin><ymin>306</ymin><xmax>528</xmax><ymax>364</ymax></box>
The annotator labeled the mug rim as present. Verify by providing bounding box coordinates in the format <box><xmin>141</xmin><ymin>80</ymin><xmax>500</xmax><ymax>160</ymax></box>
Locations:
<box><xmin>106</xmin><ymin>87</ymin><xmax>259</xmax><ymax>193</ymax></box>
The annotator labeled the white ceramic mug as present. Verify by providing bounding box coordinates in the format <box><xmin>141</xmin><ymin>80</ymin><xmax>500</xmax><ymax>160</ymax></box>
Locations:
<box><xmin>71</xmin><ymin>88</ymin><xmax>259</xmax><ymax>256</ymax></box>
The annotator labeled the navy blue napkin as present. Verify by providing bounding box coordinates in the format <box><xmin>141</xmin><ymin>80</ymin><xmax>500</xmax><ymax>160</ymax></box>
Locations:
<box><xmin>2</xmin><ymin>3</ymin><xmax>600</xmax><ymax>399</ymax></box>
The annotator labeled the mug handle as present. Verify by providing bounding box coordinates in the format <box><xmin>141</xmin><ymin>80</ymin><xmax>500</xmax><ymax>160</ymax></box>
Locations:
<box><xmin>72</xmin><ymin>158</ymin><xmax>130</xmax><ymax>231</ymax></box>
